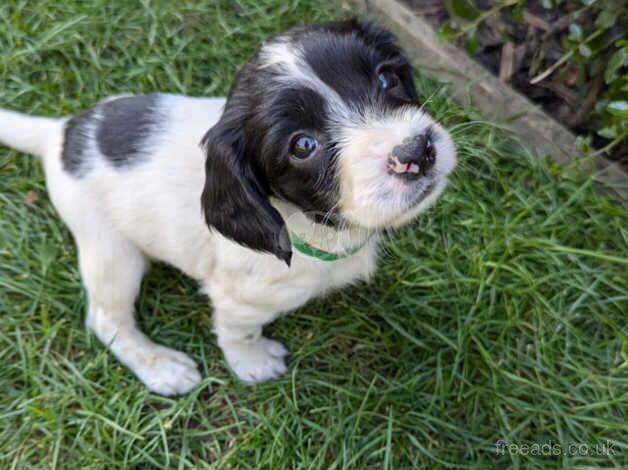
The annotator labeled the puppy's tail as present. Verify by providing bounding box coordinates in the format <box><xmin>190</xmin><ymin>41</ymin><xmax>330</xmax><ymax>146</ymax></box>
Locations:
<box><xmin>0</xmin><ymin>108</ymin><xmax>64</xmax><ymax>158</ymax></box>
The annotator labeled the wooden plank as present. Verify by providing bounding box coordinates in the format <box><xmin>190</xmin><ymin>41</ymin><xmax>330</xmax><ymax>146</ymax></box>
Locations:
<box><xmin>346</xmin><ymin>0</ymin><xmax>627</xmax><ymax>200</ymax></box>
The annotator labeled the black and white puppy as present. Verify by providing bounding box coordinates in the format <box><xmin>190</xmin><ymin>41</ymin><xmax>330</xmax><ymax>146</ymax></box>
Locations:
<box><xmin>0</xmin><ymin>19</ymin><xmax>456</xmax><ymax>395</ymax></box>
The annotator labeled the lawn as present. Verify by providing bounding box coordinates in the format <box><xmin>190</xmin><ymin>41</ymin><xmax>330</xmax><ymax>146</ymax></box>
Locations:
<box><xmin>0</xmin><ymin>0</ymin><xmax>626</xmax><ymax>468</ymax></box>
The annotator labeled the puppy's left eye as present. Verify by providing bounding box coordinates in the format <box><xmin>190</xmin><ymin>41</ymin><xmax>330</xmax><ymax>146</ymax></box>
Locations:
<box><xmin>290</xmin><ymin>134</ymin><xmax>318</xmax><ymax>159</ymax></box>
<box><xmin>377</xmin><ymin>70</ymin><xmax>399</xmax><ymax>90</ymax></box>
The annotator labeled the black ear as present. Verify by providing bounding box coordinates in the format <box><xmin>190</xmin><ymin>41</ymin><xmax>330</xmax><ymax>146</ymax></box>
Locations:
<box><xmin>200</xmin><ymin>109</ymin><xmax>292</xmax><ymax>265</ymax></box>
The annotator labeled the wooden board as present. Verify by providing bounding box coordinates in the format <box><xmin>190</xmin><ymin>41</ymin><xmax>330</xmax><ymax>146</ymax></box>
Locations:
<box><xmin>345</xmin><ymin>0</ymin><xmax>627</xmax><ymax>200</ymax></box>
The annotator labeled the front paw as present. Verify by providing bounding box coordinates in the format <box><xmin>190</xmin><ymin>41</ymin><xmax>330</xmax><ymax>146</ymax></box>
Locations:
<box><xmin>222</xmin><ymin>337</ymin><xmax>289</xmax><ymax>383</ymax></box>
<box><xmin>131</xmin><ymin>345</ymin><xmax>202</xmax><ymax>396</ymax></box>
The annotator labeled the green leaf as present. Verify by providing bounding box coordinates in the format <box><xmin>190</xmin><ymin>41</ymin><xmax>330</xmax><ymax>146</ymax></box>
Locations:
<box><xmin>606</xmin><ymin>101</ymin><xmax>628</xmax><ymax>116</ymax></box>
<box><xmin>597</xmin><ymin>127</ymin><xmax>617</xmax><ymax>139</ymax></box>
<box><xmin>465</xmin><ymin>33</ymin><xmax>479</xmax><ymax>55</ymax></box>
<box><xmin>604</xmin><ymin>47</ymin><xmax>628</xmax><ymax>84</ymax></box>
<box><xmin>595</xmin><ymin>10</ymin><xmax>616</xmax><ymax>29</ymax></box>
<box><xmin>595</xmin><ymin>100</ymin><xmax>609</xmax><ymax>113</ymax></box>
<box><xmin>576</xmin><ymin>135</ymin><xmax>591</xmax><ymax>152</ymax></box>
<box><xmin>446</xmin><ymin>0</ymin><xmax>480</xmax><ymax>21</ymax></box>
<box><xmin>437</xmin><ymin>23</ymin><xmax>452</xmax><ymax>41</ymax></box>
<box><xmin>513</xmin><ymin>3</ymin><xmax>524</xmax><ymax>23</ymax></box>
<box><xmin>568</xmin><ymin>23</ymin><xmax>583</xmax><ymax>40</ymax></box>
<box><xmin>578</xmin><ymin>44</ymin><xmax>592</xmax><ymax>58</ymax></box>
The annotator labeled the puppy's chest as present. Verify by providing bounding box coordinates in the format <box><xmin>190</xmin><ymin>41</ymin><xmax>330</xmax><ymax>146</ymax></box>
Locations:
<box><xmin>213</xmin><ymin>246</ymin><xmax>378</xmax><ymax>313</ymax></box>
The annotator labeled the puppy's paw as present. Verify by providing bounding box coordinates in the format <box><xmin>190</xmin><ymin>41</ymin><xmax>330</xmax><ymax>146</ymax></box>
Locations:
<box><xmin>223</xmin><ymin>337</ymin><xmax>288</xmax><ymax>384</ymax></box>
<box><xmin>131</xmin><ymin>345</ymin><xmax>202</xmax><ymax>396</ymax></box>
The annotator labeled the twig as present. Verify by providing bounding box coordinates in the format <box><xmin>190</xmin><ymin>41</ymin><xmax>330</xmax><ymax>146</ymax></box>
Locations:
<box><xmin>523</xmin><ymin>11</ymin><xmax>551</xmax><ymax>31</ymax></box>
<box><xmin>590</xmin><ymin>136</ymin><xmax>624</xmax><ymax>158</ymax></box>
<box><xmin>530</xmin><ymin>28</ymin><xmax>604</xmax><ymax>84</ymax></box>
<box><xmin>542</xmin><ymin>13</ymin><xmax>572</xmax><ymax>40</ymax></box>
<box><xmin>566</xmin><ymin>73</ymin><xmax>603</xmax><ymax>127</ymax></box>
<box><xmin>499</xmin><ymin>41</ymin><xmax>515</xmax><ymax>82</ymax></box>
<box><xmin>450</xmin><ymin>0</ymin><xmax>520</xmax><ymax>39</ymax></box>
<box><xmin>535</xmin><ymin>81</ymin><xmax>578</xmax><ymax>106</ymax></box>
<box><xmin>529</xmin><ymin>49</ymin><xmax>575</xmax><ymax>84</ymax></box>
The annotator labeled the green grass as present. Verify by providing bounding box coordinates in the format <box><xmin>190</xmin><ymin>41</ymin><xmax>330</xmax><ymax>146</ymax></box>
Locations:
<box><xmin>1</xmin><ymin>0</ymin><xmax>626</xmax><ymax>468</ymax></box>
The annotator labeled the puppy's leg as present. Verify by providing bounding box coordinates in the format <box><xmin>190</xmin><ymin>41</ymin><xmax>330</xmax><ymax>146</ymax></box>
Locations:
<box><xmin>78</xmin><ymin>230</ymin><xmax>201</xmax><ymax>395</ymax></box>
<box><xmin>213</xmin><ymin>310</ymin><xmax>288</xmax><ymax>384</ymax></box>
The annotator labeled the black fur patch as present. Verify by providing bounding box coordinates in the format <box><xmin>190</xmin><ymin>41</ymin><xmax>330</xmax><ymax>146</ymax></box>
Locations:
<box><xmin>61</xmin><ymin>94</ymin><xmax>160</xmax><ymax>176</ymax></box>
<box><xmin>96</xmin><ymin>94</ymin><xmax>159</xmax><ymax>165</ymax></box>
<box><xmin>62</xmin><ymin>108</ymin><xmax>97</xmax><ymax>176</ymax></box>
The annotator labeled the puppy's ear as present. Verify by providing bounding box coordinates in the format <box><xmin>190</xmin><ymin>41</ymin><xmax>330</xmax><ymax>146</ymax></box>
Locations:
<box><xmin>200</xmin><ymin>110</ymin><xmax>292</xmax><ymax>265</ymax></box>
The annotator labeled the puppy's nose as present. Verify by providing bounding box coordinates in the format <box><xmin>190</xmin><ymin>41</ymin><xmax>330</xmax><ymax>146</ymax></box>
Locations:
<box><xmin>389</xmin><ymin>134</ymin><xmax>436</xmax><ymax>179</ymax></box>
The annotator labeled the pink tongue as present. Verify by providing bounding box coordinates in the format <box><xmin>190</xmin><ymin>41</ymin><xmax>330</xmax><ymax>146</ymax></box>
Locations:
<box><xmin>405</xmin><ymin>162</ymin><xmax>412</xmax><ymax>172</ymax></box>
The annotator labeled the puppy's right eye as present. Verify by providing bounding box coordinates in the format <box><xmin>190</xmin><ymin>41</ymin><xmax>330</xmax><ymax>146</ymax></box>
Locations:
<box><xmin>290</xmin><ymin>134</ymin><xmax>318</xmax><ymax>159</ymax></box>
<box><xmin>377</xmin><ymin>70</ymin><xmax>399</xmax><ymax>90</ymax></box>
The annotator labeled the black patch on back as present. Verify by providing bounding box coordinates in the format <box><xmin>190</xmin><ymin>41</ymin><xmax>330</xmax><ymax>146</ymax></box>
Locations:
<box><xmin>62</xmin><ymin>108</ymin><xmax>97</xmax><ymax>176</ymax></box>
<box><xmin>61</xmin><ymin>94</ymin><xmax>161</xmax><ymax>176</ymax></box>
<box><xmin>96</xmin><ymin>94</ymin><xmax>159</xmax><ymax>165</ymax></box>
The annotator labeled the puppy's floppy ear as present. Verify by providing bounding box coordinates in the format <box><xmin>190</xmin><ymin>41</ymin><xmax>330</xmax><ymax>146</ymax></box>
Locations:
<box><xmin>200</xmin><ymin>109</ymin><xmax>292</xmax><ymax>265</ymax></box>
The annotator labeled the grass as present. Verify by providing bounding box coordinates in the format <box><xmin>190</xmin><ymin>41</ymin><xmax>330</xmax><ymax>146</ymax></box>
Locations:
<box><xmin>0</xmin><ymin>0</ymin><xmax>626</xmax><ymax>468</ymax></box>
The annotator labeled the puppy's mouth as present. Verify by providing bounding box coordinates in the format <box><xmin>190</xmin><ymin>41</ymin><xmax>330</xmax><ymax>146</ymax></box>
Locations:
<box><xmin>386</xmin><ymin>135</ymin><xmax>436</xmax><ymax>180</ymax></box>
<box><xmin>407</xmin><ymin>178</ymin><xmax>437</xmax><ymax>207</ymax></box>
<box><xmin>384</xmin><ymin>130</ymin><xmax>448</xmax><ymax>211</ymax></box>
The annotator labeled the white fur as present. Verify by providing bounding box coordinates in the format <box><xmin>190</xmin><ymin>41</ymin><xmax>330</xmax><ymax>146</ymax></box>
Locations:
<box><xmin>0</xmin><ymin>94</ymin><xmax>381</xmax><ymax>394</ymax></box>
<box><xmin>336</xmin><ymin>107</ymin><xmax>457</xmax><ymax>228</ymax></box>
<box><xmin>0</xmin><ymin>108</ymin><xmax>64</xmax><ymax>156</ymax></box>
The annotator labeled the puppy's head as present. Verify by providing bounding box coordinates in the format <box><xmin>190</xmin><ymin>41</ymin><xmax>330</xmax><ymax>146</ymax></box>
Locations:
<box><xmin>201</xmin><ymin>19</ymin><xmax>457</xmax><ymax>264</ymax></box>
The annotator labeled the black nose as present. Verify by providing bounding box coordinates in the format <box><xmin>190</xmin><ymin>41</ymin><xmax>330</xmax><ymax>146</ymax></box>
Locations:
<box><xmin>392</xmin><ymin>134</ymin><xmax>436</xmax><ymax>177</ymax></box>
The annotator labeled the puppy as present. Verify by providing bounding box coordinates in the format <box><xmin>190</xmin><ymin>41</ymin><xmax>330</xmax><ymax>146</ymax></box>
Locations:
<box><xmin>0</xmin><ymin>19</ymin><xmax>456</xmax><ymax>395</ymax></box>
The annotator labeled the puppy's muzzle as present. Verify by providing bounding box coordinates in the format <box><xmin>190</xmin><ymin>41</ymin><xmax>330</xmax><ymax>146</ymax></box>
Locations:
<box><xmin>387</xmin><ymin>134</ymin><xmax>436</xmax><ymax>180</ymax></box>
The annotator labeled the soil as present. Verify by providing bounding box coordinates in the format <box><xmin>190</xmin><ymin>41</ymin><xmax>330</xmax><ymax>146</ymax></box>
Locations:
<box><xmin>403</xmin><ymin>0</ymin><xmax>627</xmax><ymax>163</ymax></box>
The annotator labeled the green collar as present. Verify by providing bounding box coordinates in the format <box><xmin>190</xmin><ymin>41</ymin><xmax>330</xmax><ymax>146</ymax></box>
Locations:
<box><xmin>289</xmin><ymin>231</ymin><xmax>371</xmax><ymax>261</ymax></box>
